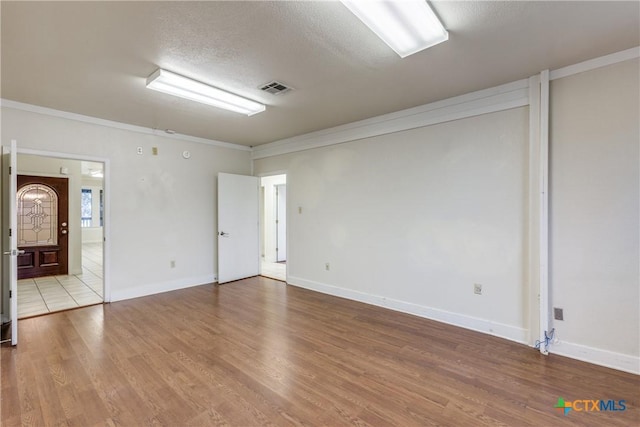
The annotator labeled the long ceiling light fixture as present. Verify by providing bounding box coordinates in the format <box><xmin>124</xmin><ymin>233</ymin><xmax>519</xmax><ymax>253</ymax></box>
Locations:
<box><xmin>341</xmin><ymin>0</ymin><xmax>448</xmax><ymax>58</ymax></box>
<box><xmin>146</xmin><ymin>69</ymin><xmax>266</xmax><ymax>116</ymax></box>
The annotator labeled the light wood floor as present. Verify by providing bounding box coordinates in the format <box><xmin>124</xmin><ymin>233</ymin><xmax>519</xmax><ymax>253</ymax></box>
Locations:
<box><xmin>1</xmin><ymin>277</ymin><xmax>638</xmax><ymax>426</ymax></box>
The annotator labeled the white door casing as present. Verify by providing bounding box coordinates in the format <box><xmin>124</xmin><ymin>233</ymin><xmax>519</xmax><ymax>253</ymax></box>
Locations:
<box><xmin>2</xmin><ymin>139</ymin><xmax>18</xmax><ymax>345</ymax></box>
<box><xmin>276</xmin><ymin>184</ymin><xmax>287</xmax><ymax>262</ymax></box>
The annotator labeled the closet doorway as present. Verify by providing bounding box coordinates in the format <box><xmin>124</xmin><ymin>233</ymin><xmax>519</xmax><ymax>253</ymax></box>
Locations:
<box><xmin>260</xmin><ymin>174</ymin><xmax>286</xmax><ymax>282</ymax></box>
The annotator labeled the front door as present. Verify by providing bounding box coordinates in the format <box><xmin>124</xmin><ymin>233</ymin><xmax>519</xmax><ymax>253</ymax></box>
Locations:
<box><xmin>17</xmin><ymin>175</ymin><xmax>69</xmax><ymax>279</ymax></box>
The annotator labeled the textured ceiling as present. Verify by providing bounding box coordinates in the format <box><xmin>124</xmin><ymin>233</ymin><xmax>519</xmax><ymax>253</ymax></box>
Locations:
<box><xmin>1</xmin><ymin>1</ymin><xmax>638</xmax><ymax>147</ymax></box>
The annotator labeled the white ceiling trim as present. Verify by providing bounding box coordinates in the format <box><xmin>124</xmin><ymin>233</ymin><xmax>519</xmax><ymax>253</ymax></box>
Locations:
<box><xmin>550</xmin><ymin>46</ymin><xmax>639</xmax><ymax>81</ymax></box>
<box><xmin>253</xmin><ymin>46</ymin><xmax>640</xmax><ymax>161</ymax></box>
<box><xmin>0</xmin><ymin>99</ymin><xmax>251</xmax><ymax>152</ymax></box>
<box><xmin>252</xmin><ymin>79</ymin><xmax>530</xmax><ymax>160</ymax></box>
<box><xmin>3</xmin><ymin>46</ymin><xmax>637</xmax><ymax>158</ymax></box>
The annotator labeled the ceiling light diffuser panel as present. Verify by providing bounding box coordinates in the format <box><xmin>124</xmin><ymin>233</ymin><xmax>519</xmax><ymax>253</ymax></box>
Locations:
<box><xmin>341</xmin><ymin>0</ymin><xmax>448</xmax><ymax>58</ymax></box>
<box><xmin>146</xmin><ymin>69</ymin><xmax>265</xmax><ymax>116</ymax></box>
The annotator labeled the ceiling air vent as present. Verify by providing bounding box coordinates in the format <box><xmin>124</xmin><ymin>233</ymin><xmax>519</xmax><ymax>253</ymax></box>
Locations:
<box><xmin>259</xmin><ymin>81</ymin><xmax>293</xmax><ymax>95</ymax></box>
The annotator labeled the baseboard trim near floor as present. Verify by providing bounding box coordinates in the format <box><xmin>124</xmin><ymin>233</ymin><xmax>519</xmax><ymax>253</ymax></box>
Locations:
<box><xmin>287</xmin><ymin>276</ymin><xmax>528</xmax><ymax>344</ymax></box>
<box><xmin>550</xmin><ymin>340</ymin><xmax>640</xmax><ymax>375</ymax></box>
<box><xmin>287</xmin><ymin>275</ymin><xmax>639</xmax><ymax>375</ymax></box>
<box><xmin>110</xmin><ymin>273</ymin><xmax>217</xmax><ymax>302</ymax></box>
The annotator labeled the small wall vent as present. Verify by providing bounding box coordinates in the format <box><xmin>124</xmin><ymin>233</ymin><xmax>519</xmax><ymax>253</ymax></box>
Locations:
<box><xmin>259</xmin><ymin>81</ymin><xmax>293</xmax><ymax>95</ymax></box>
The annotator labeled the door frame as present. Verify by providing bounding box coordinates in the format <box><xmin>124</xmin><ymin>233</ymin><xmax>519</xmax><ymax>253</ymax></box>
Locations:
<box><xmin>275</xmin><ymin>183</ymin><xmax>286</xmax><ymax>263</ymax></box>
<box><xmin>2</xmin><ymin>139</ymin><xmax>18</xmax><ymax>345</ymax></box>
<box><xmin>257</xmin><ymin>171</ymin><xmax>288</xmax><ymax>282</ymax></box>
<box><xmin>17</xmin><ymin>148</ymin><xmax>111</xmax><ymax>302</ymax></box>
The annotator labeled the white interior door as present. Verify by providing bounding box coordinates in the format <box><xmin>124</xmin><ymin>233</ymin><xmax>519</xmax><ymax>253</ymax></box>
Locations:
<box><xmin>275</xmin><ymin>184</ymin><xmax>287</xmax><ymax>262</ymax></box>
<box><xmin>2</xmin><ymin>139</ymin><xmax>18</xmax><ymax>345</ymax></box>
<box><xmin>217</xmin><ymin>173</ymin><xmax>259</xmax><ymax>284</ymax></box>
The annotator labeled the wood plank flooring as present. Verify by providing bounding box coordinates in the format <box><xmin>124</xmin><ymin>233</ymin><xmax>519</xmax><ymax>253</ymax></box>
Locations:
<box><xmin>1</xmin><ymin>276</ymin><xmax>638</xmax><ymax>426</ymax></box>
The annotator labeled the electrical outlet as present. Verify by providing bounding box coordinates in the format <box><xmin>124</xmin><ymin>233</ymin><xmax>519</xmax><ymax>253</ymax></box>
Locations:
<box><xmin>152</xmin><ymin>147</ymin><xmax>158</xmax><ymax>155</ymax></box>
<box><xmin>554</xmin><ymin>307</ymin><xmax>564</xmax><ymax>321</ymax></box>
<box><xmin>170</xmin><ymin>260</ymin><xmax>176</xmax><ymax>268</ymax></box>
<box><xmin>474</xmin><ymin>283</ymin><xmax>482</xmax><ymax>295</ymax></box>
<box><xmin>325</xmin><ymin>262</ymin><xmax>330</xmax><ymax>271</ymax></box>
<box><xmin>136</xmin><ymin>146</ymin><xmax>143</xmax><ymax>155</ymax></box>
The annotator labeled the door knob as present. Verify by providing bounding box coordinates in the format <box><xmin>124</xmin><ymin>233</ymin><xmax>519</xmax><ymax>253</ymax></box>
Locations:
<box><xmin>61</xmin><ymin>230</ymin><xmax>67</xmax><ymax>234</ymax></box>
<box><xmin>219</xmin><ymin>231</ymin><xmax>230</xmax><ymax>237</ymax></box>
<box><xmin>3</xmin><ymin>249</ymin><xmax>25</xmax><ymax>256</ymax></box>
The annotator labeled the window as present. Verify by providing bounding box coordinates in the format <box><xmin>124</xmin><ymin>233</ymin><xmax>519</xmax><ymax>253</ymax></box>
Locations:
<box><xmin>17</xmin><ymin>183</ymin><xmax>58</xmax><ymax>245</ymax></box>
<box><xmin>81</xmin><ymin>188</ymin><xmax>92</xmax><ymax>227</ymax></box>
<box><xmin>81</xmin><ymin>188</ymin><xmax>104</xmax><ymax>227</ymax></box>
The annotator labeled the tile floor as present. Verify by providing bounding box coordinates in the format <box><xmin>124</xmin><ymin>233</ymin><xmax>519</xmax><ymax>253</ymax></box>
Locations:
<box><xmin>18</xmin><ymin>243</ymin><xmax>103</xmax><ymax>319</ymax></box>
<box><xmin>261</xmin><ymin>260</ymin><xmax>286</xmax><ymax>282</ymax></box>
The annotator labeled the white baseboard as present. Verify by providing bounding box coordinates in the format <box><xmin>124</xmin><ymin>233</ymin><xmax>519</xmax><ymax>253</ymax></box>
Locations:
<box><xmin>550</xmin><ymin>340</ymin><xmax>640</xmax><ymax>375</ymax></box>
<box><xmin>110</xmin><ymin>273</ymin><xmax>217</xmax><ymax>302</ymax></box>
<box><xmin>288</xmin><ymin>276</ymin><xmax>639</xmax><ymax>375</ymax></box>
<box><xmin>287</xmin><ymin>276</ymin><xmax>528</xmax><ymax>345</ymax></box>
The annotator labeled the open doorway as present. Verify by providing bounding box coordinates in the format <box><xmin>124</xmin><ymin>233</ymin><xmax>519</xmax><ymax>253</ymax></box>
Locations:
<box><xmin>16</xmin><ymin>154</ymin><xmax>105</xmax><ymax>318</ymax></box>
<box><xmin>260</xmin><ymin>174</ymin><xmax>286</xmax><ymax>282</ymax></box>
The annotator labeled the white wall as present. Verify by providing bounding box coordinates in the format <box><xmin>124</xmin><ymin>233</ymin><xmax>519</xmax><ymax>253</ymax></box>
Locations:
<box><xmin>2</xmin><ymin>51</ymin><xmax>637</xmax><ymax>374</ymax></box>
<box><xmin>1</xmin><ymin>107</ymin><xmax>251</xmax><ymax>301</ymax></box>
<box><xmin>549</xmin><ymin>58</ymin><xmax>639</xmax><ymax>369</ymax></box>
<box><xmin>81</xmin><ymin>227</ymin><xmax>103</xmax><ymax>245</ymax></box>
<box><xmin>16</xmin><ymin>154</ymin><xmax>83</xmax><ymax>275</ymax></box>
<box><xmin>255</xmin><ymin>107</ymin><xmax>531</xmax><ymax>342</ymax></box>
<box><xmin>254</xmin><ymin>55</ymin><xmax>640</xmax><ymax>374</ymax></box>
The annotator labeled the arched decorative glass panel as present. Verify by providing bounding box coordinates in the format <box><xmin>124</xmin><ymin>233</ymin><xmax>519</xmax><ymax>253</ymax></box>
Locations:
<box><xmin>17</xmin><ymin>183</ymin><xmax>58</xmax><ymax>246</ymax></box>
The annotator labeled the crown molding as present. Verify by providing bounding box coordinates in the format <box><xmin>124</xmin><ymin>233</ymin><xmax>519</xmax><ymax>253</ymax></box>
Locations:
<box><xmin>550</xmin><ymin>46</ymin><xmax>639</xmax><ymax>81</ymax></box>
<box><xmin>3</xmin><ymin>47</ymin><xmax>636</xmax><ymax>158</ymax></box>
<box><xmin>252</xmin><ymin>79</ymin><xmax>530</xmax><ymax>160</ymax></box>
<box><xmin>253</xmin><ymin>46</ymin><xmax>640</xmax><ymax>161</ymax></box>
<box><xmin>0</xmin><ymin>99</ymin><xmax>251</xmax><ymax>152</ymax></box>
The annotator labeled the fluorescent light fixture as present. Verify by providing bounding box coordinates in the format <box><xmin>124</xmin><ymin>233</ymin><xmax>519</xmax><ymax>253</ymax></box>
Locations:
<box><xmin>146</xmin><ymin>69</ymin><xmax>265</xmax><ymax>116</ymax></box>
<box><xmin>341</xmin><ymin>0</ymin><xmax>448</xmax><ymax>58</ymax></box>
